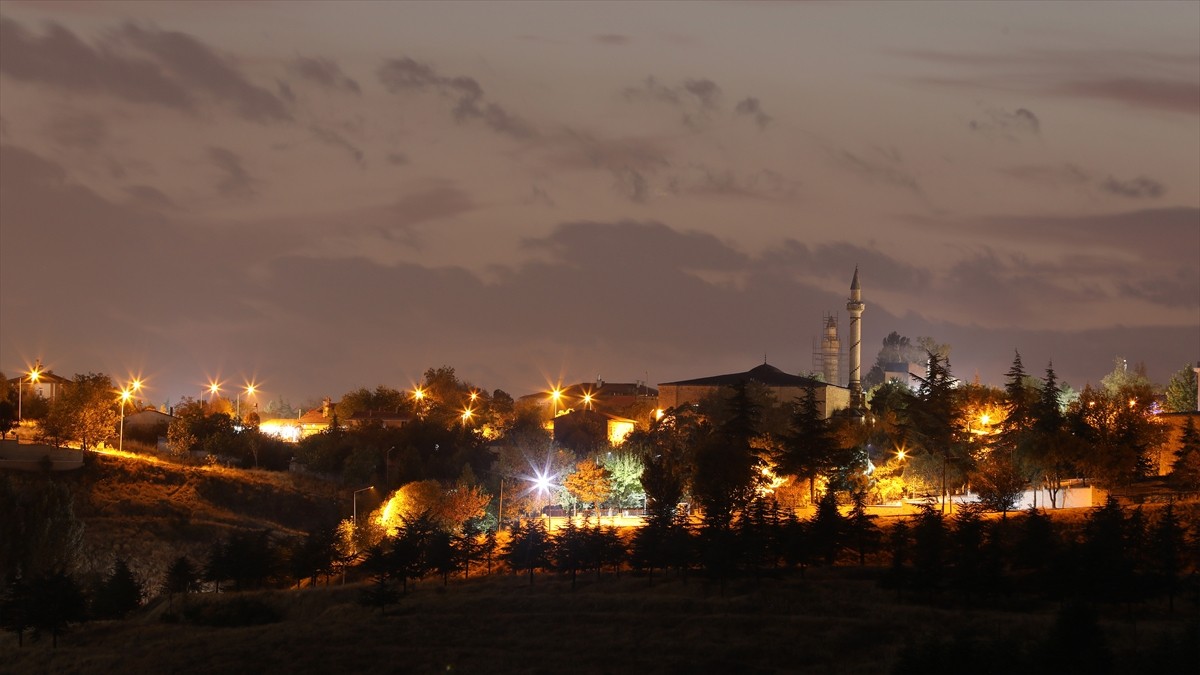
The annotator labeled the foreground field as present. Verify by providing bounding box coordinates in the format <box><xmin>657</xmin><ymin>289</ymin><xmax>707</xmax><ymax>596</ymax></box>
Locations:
<box><xmin>4</xmin><ymin>566</ymin><xmax>1197</xmax><ymax>675</ymax></box>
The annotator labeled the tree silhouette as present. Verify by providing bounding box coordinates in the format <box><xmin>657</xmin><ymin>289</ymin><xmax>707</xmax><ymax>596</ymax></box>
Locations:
<box><xmin>907</xmin><ymin>352</ymin><xmax>963</xmax><ymax>512</ymax></box>
<box><xmin>779</xmin><ymin>383</ymin><xmax>841</xmax><ymax>504</ymax></box>
<box><xmin>504</xmin><ymin>520</ymin><xmax>550</xmax><ymax>585</ymax></box>
<box><xmin>163</xmin><ymin>556</ymin><xmax>198</xmax><ymax>611</ymax></box>
<box><xmin>28</xmin><ymin>571</ymin><xmax>86</xmax><ymax>648</ymax></box>
<box><xmin>1169</xmin><ymin>416</ymin><xmax>1200</xmax><ymax>490</ymax></box>
<box><xmin>92</xmin><ymin>557</ymin><xmax>142</xmax><ymax>619</ymax></box>
<box><xmin>0</xmin><ymin>576</ymin><xmax>32</xmax><ymax>647</ymax></box>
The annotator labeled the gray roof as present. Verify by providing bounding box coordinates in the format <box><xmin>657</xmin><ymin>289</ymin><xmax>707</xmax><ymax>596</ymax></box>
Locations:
<box><xmin>660</xmin><ymin>363</ymin><xmax>846</xmax><ymax>390</ymax></box>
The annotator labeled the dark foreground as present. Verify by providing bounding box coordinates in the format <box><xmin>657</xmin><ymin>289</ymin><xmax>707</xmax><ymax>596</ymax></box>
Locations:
<box><xmin>3</xmin><ymin>567</ymin><xmax>1197</xmax><ymax>674</ymax></box>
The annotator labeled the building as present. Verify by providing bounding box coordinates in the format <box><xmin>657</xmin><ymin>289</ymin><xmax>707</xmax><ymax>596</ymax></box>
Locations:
<box><xmin>260</xmin><ymin>398</ymin><xmax>338</xmax><ymax>442</ymax></box>
<box><xmin>519</xmin><ymin>379</ymin><xmax>658</xmax><ymax>417</ymax></box>
<box><xmin>657</xmin><ymin>362</ymin><xmax>850</xmax><ymax>419</ymax></box>
<box><xmin>548</xmin><ymin>408</ymin><xmax>638</xmax><ymax>448</ymax></box>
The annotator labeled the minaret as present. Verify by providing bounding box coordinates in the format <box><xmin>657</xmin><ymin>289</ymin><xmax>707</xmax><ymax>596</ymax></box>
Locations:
<box><xmin>821</xmin><ymin>314</ymin><xmax>840</xmax><ymax>385</ymax></box>
<box><xmin>846</xmin><ymin>267</ymin><xmax>865</xmax><ymax>410</ymax></box>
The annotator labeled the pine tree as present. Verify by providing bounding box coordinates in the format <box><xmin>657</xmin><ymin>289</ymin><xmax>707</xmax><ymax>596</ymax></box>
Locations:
<box><xmin>163</xmin><ymin>556</ymin><xmax>197</xmax><ymax>611</ymax></box>
<box><xmin>0</xmin><ymin>576</ymin><xmax>32</xmax><ymax>647</ymax></box>
<box><xmin>809</xmin><ymin>490</ymin><xmax>846</xmax><ymax>565</ymax></box>
<box><xmin>28</xmin><ymin>571</ymin><xmax>86</xmax><ymax>648</ymax></box>
<box><xmin>907</xmin><ymin>352</ymin><xmax>962</xmax><ymax>513</ymax></box>
<box><xmin>780</xmin><ymin>383</ymin><xmax>841</xmax><ymax>504</ymax></box>
<box><xmin>92</xmin><ymin>557</ymin><xmax>142</xmax><ymax>619</ymax></box>
<box><xmin>846</xmin><ymin>491</ymin><xmax>881</xmax><ymax>565</ymax></box>
<box><xmin>1148</xmin><ymin>504</ymin><xmax>1186</xmax><ymax>611</ymax></box>
<box><xmin>1169</xmin><ymin>416</ymin><xmax>1200</xmax><ymax>490</ymax></box>
<box><xmin>504</xmin><ymin>520</ymin><xmax>550</xmax><ymax>585</ymax></box>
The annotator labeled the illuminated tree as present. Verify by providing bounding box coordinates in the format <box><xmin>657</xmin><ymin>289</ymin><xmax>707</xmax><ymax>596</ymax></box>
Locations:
<box><xmin>41</xmin><ymin>373</ymin><xmax>119</xmax><ymax>450</ymax></box>
<box><xmin>1163</xmin><ymin>364</ymin><xmax>1199</xmax><ymax>413</ymax></box>
<box><xmin>808</xmin><ymin>491</ymin><xmax>846</xmax><ymax>565</ymax></box>
<box><xmin>779</xmin><ymin>382</ymin><xmax>841</xmax><ymax>504</ymax></box>
<box><xmin>973</xmin><ymin>451</ymin><xmax>1025</xmax><ymax>518</ymax></box>
<box><xmin>1070</xmin><ymin>383</ymin><xmax>1167</xmax><ymax>486</ymax></box>
<box><xmin>551</xmin><ymin>520</ymin><xmax>588</xmax><ymax>588</ymax></box>
<box><xmin>906</xmin><ymin>352</ymin><xmax>965</xmax><ymax>512</ymax></box>
<box><xmin>563</xmin><ymin>459</ymin><xmax>612</xmax><ymax>523</ymax></box>
<box><xmin>601</xmin><ymin>451</ymin><xmax>645</xmax><ymax>510</ymax></box>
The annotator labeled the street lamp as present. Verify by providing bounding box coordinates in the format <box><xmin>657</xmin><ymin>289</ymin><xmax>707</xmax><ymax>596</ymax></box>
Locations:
<box><xmin>117</xmin><ymin>379</ymin><xmax>142</xmax><ymax>453</ymax></box>
<box><xmin>236</xmin><ymin>383</ymin><xmax>257</xmax><ymax>421</ymax></box>
<box><xmin>549</xmin><ymin>388</ymin><xmax>563</xmax><ymax>416</ymax></box>
<box><xmin>353</xmin><ymin>486</ymin><xmax>375</xmax><ymax>523</ymax></box>
<box><xmin>17</xmin><ymin>365</ymin><xmax>42</xmax><ymax>427</ymax></box>
<box><xmin>207</xmin><ymin>381</ymin><xmax>221</xmax><ymax>406</ymax></box>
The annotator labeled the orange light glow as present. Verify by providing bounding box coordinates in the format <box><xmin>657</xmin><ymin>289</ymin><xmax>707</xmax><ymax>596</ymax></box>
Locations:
<box><xmin>413</xmin><ymin>387</ymin><xmax>425</xmax><ymax>401</ymax></box>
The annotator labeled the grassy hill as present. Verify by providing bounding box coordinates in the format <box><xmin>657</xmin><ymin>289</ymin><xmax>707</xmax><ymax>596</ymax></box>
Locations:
<box><xmin>23</xmin><ymin>451</ymin><xmax>343</xmax><ymax>586</ymax></box>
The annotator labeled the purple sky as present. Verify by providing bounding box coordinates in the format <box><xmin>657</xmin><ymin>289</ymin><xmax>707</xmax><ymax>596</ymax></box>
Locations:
<box><xmin>1</xmin><ymin>0</ymin><xmax>1197</xmax><ymax>407</ymax></box>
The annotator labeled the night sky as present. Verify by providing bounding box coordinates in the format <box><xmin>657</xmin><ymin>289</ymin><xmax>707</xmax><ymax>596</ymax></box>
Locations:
<box><xmin>1</xmin><ymin>1</ymin><xmax>1197</xmax><ymax>407</ymax></box>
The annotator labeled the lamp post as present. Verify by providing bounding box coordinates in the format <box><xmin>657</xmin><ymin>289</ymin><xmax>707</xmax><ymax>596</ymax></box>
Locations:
<box><xmin>208</xmin><ymin>382</ymin><xmax>221</xmax><ymax>407</ymax></box>
<box><xmin>117</xmin><ymin>379</ymin><xmax>141</xmax><ymax>453</ymax></box>
<box><xmin>17</xmin><ymin>365</ymin><xmax>42</xmax><ymax>427</ymax></box>
<box><xmin>237</xmin><ymin>383</ymin><xmax>256</xmax><ymax>421</ymax></box>
<box><xmin>353</xmin><ymin>486</ymin><xmax>374</xmax><ymax>523</ymax></box>
<box><xmin>549</xmin><ymin>388</ymin><xmax>563</xmax><ymax>416</ymax></box>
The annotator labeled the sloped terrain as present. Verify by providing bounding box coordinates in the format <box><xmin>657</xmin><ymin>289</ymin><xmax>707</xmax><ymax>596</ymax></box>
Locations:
<box><xmin>53</xmin><ymin>453</ymin><xmax>342</xmax><ymax>583</ymax></box>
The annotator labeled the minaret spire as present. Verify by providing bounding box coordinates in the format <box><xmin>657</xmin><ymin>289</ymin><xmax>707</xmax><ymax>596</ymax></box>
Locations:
<box><xmin>846</xmin><ymin>266</ymin><xmax>865</xmax><ymax>411</ymax></box>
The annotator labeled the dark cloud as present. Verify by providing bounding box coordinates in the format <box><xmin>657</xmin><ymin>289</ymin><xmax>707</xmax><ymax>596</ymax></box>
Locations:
<box><xmin>276</xmin><ymin>80</ymin><xmax>295</xmax><ymax>103</ymax></box>
<box><xmin>1057</xmin><ymin>78</ymin><xmax>1199</xmax><ymax>116</ymax></box>
<box><xmin>207</xmin><ymin>146</ymin><xmax>258</xmax><ymax>201</ymax></box>
<box><xmin>667</xmin><ymin>165</ymin><xmax>798</xmax><ymax>200</ymax></box>
<box><xmin>622</xmin><ymin>76</ymin><xmax>723</xmax><ymax>129</ymax></box>
<box><xmin>377</xmin><ymin>57</ymin><xmax>536</xmax><ymax>139</ymax></box>
<box><xmin>835</xmin><ymin>148</ymin><xmax>922</xmax><ymax>195</ymax></box>
<box><xmin>969</xmin><ymin>107</ymin><xmax>1039</xmax><ymax>140</ymax></box>
<box><xmin>123</xmin><ymin>184</ymin><xmax>178</xmax><ymax>211</ymax></box>
<box><xmin>1099</xmin><ymin>175</ymin><xmax>1165</xmax><ymax>199</ymax></box>
<box><xmin>0</xmin><ymin>18</ymin><xmax>193</xmax><ymax>111</ymax></box>
<box><xmin>289</xmin><ymin>56</ymin><xmax>361</xmax><ymax>94</ymax></box>
<box><xmin>43</xmin><ymin>112</ymin><xmax>108</xmax><ymax>149</ymax></box>
<box><xmin>118</xmin><ymin>23</ymin><xmax>291</xmax><ymax>122</ymax></box>
<box><xmin>734</xmin><ymin>97</ymin><xmax>772</xmax><ymax>129</ymax></box>
<box><xmin>1001</xmin><ymin>163</ymin><xmax>1091</xmax><ymax>188</ymax></box>
<box><xmin>386</xmin><ymin>151</ymin><xmax>409</xmax><ymax>166</ymax></box>
<box><xmin>310</xmin><ymin>125</ymin><xmax>365</xmax><ymax>167</ymax></box>
<box><xmin>0</xmin><ymin>19</ymin><xmax>291</xmax><ymax>123</ymax></box>
<box><xmin>390</xmin><ymin>184</ymin><xmax>475</xmax><ymax>229</ymax></box>
<box><xmin>594</xmin><ymin>34</ymin><xmax>631</xmax><ymax>46</ymax></box>
<box><xmin>612</xmin><ymin>167</ymin><xmax>650</xmax><ymax>203</ymax></box>
<box><xmin>683</xmin><ymin>79</ymin><xmax>720</xmax><ymax>109</ymax></box>
<box><xmin>899</xmin><ymin>48</ymin><xmax>1199</xmax><ymax>116</ymax></box>
<box><xmin>977</xmin><ymin>208</ymin><xmax>1198</xmax><ymax>267</ymax></box>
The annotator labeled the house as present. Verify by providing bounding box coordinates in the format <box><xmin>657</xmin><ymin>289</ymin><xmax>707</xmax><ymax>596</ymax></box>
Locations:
<box><xmin>518</xmin><ymin>379</ymin><xmax>658</xmax><ymax>418</ymax></box>
<box><xmin>658</xmin><ymin>362</ymin><xmax>851</xmax><ymax>419</ymax></box>
<box><xmin>345</xmin><ymin>410</ymin><xmax>412</xmax><ymax>429</ymax></box>
<box><xmin>547</xmin><ymin>408</ymin><xmax>638</xmax><ymax>449</ymax></box>
<box><xmin>260</xmin><ymin>398</ymin><xmax>337</xmax><ymax>442</ymax></box>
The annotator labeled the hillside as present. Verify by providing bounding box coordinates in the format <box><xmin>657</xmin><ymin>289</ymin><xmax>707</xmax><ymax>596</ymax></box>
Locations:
<box><xmin>20</xmin><ymin>452</ymin><xmax>343</xmax><ymax>585</ymax></box>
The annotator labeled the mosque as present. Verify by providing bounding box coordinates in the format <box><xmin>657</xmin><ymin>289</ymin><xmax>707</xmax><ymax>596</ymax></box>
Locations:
<box><xmin>656</xmin><ymin>269</ymin><xmax>865</xmax><ymax>419</ymax></box>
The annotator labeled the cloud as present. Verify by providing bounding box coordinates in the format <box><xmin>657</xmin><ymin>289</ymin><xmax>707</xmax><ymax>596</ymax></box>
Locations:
<box><xmin>0</xmin><ymin>18</ymin><xmax>192</xmax><ymax>111</ymax></box>
<box><xmin>123</xmin><ymin>184</ymin><xmax>179</xmax><ymax>211</ymax></box>
<box><xmin>734</xmin><ymin>97</ymin><xmax>772</xmax><ymax>130</ymax></box>
<box><xmin>208</xmin><ymin>146</ymin><xmax>258</xmax><ymax>200</ymax></box>
<box><xmin>43</xmin><ymin>112</ymin><xmax>108</xmax><ymax>149</ymax></box>
<box><xmin>289</xmin><ymin>56</ymin><xmax>361</xmax><ymax>94</ymax></box>
<box><xmin>390</xmin><ymin>184</ymin><xmax>475</xmax><ymax>230</ymax></box>
<box><xmin>969</xmin><ymin>107</ymin><xmax>1040</xmax><ymax>140</ymax></box>
<box><xmin>540</xmin><ymin>130</ymin><xmax>672</xmax><ymax>203</ymax></box>
<box><xmin>376</xmin><ymin>57</ymin><xmax>536</xmax><ymax>139</ymax></box>
<box><xmin>1099</xmin><ymin>175</ymin><xmax>1165</xmax><ymax>199</ymax></box>
<box><xmin>1056</xmin><ymin>78</ymin><xmax>1199</xmax><ymax>116</ymax></box>
<box><xmin>666</xmin><ymin>165</ymin><xmax>798</xmax><ymax>200</ymax></box>
<box><xmin>594</xmin><ymin>34</ymin><xmax>631</xmax><ymax>46</ymax></box>
<box><xmin>1002</xmin><ymin>164</ymin><xmax>1166</xmax><ymax>200</ymax></box>
<box><xmin>612</xmin><ymin>167</ymin><xmax>650</xmax><ymax>203</ymax></box>
<box><xmin>310</xmin><ymin>125</ymin><xmax>365</xmax><ymax>167</ymax></box>
<box><xmin>835</xmin><ymin>147</ymin><xmax>922</xmax><ymax>195</ymax></box>
<box><xmin>0</xmin><ymin>18</ymin><xmax>292</xmax><ymax>123</ymax></box>
<box><xmin>622</xmin><ymin>76</ymin><xmax>723</xmax><ymax>129</ymax></box>
<box><xmin>386</xmin><ymin>151</ymin><xmax>409</xmax><ymax>166</ymax></box>
<box><xmin>899</xmin><ymin>48</ymin><xmax>1200</xmax><ymax>116</ymax></box>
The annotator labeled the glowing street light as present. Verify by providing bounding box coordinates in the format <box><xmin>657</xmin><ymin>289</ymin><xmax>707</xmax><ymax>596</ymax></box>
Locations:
<box><xmin>461</xmin><ymin>407</ymin><xmax>474</xmax><ymax>427</ymax></box>
<box><xmin>17</xmin><ymin>364</ymin><xmax>42</xmax><ymax>426</ymax></box>
<box><xmin>549</xmin><ymin>388</ymin><xmax>563</xmax><ymax>416</ymax></box>
<box><xmin>235</xmin><ymin>382</ymin><xmax>257</xmax><ymax>420</ymax></box>
<box><xmin>117</xmin><ymin>378</ymin><xmax>142</xmax><ymax>453</ymax></box>
<box><xmin>207</xmin><ymin>381</ymin><xmax>222</xmax><ymax>404</ymax></box>
<box><xmin>581</xmin><ymin>392</ymin><xmax>594</xmax><ymax>411</ymax></box>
